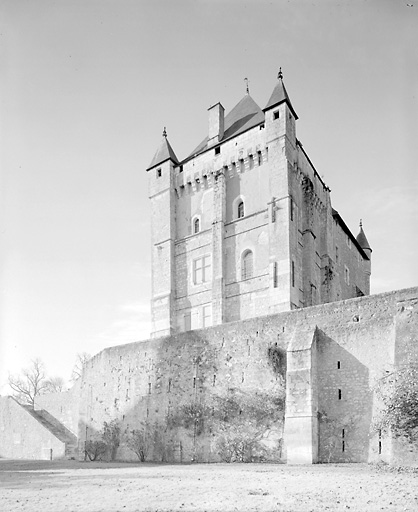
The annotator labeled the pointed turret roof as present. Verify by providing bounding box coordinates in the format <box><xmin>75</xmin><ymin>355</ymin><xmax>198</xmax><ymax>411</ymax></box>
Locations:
<box><xmin>263</xmin><ymin>68</ymin><xmax>298</xmax><ymax>119</ymax></box>
<box><xmin>356</xmin><ymin>220</ymin><xmax>372</xmax><ymax>251</ymax></box>
<box><xmin>187</xmin><ymin>94</ymin><xmax>264</xmax><ymax>159</ymax></box>
<box><xmin>147</xmin><ymin>128</ymin><xmax>179</xmax><ymax>171</ymax></box>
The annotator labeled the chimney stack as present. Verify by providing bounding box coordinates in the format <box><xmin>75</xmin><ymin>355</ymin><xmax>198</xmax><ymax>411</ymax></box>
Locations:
<box><xmin>208</xmin><ymin>102</ymin><xmax>224</xmax><ymax>147</ymax></box>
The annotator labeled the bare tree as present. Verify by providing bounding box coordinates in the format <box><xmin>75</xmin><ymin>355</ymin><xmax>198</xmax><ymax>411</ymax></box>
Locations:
<box><xmin>45</xmin><ymin>376</ymin><xmax>66</xmax><ymax>393</ymax></box>
<box><xmin>71</xmin><ymin>352</ymin><xmax>91</xmax><ymax>381</ymax></box>
<box><xmin>8</xmin><ymin>359</ymin><xmax>51</xmax><ymax>408</ymax></box>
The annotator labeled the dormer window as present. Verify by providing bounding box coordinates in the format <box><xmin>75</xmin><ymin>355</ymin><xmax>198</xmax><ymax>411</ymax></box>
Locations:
<box><xmin>156</xmin><ymin>168</ymin><xmax>162</xmax><ymax>178</ymax></box>
<box><xmin>238</xmin><ymin>201</ymin><xmax>245</xmax><ymax>219</ymax></box>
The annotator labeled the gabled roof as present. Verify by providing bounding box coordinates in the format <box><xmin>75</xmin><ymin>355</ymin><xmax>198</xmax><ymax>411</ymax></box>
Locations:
<box><xmin>356</xmin><ymin>224</ymin><xmax>372</xmax><ymax>251</ymax></box>
<box><xmin>187</xmin><ymin>94</ymin><xmax>265</xmax><ymax>160</ymax></box>
<box><xmin>263</xmin><ymin>77</ymin><xmax>298</xmax><ymax>119</ymax></box>
<box><xmin>147</xmin><ymin>134</ymin><xmax>179</xmax><ymax>171</ymax></box>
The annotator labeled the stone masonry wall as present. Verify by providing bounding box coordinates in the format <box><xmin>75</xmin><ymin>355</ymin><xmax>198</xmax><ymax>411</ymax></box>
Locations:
<box><xmin>35</xmin><ymin>379</ymin><xmax>81</xmax><ymax>436</ymax></box>
<box><xmin>72</xmin><ymin>286</ymin><xmax>418</xmax><ymax>463</ymax></box>
<box><xmin>0</xmin><ymin>397</ymin><xmax>65</xmax><ymax>460</ymax></box>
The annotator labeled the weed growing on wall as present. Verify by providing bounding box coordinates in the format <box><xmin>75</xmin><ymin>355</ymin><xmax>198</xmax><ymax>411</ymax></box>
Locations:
<box><xmin>168</xmin><ymin>403</ymin><xmax>210</xmax><ymax>436</ymax></box>
<box><xmin>102</xmin><ymin>420</ymin><xmax>121</xmax><ymax>461</ymax></box>
<box><xmin>211</xmin><ymin>388</ymin><xmax>285</xmax><ymax>462</ymax></box>
<box><xmin>266</xmin><ymin>344</ymin><xmax>286</xmax><ymax>376</ymax></box>
<box><xmin>164</xmin><ymin>387</ymin><xmax>285</xmax><ymax>462</ymax></box>
<box><xmin>373</xmin><ymin>361</ymin><xmax>418</xmax><ymax>443</ymax></box>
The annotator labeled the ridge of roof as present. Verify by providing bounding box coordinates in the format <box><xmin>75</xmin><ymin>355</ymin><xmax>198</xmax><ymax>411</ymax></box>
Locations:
<box><xmin>332</xmin><ymin>209</ymin><xmax>370</xmax><ymax>260</ymax></box>
<box><xmin>186</xmin><ymin>94</ymin><xmax>264</xmax><ymax>160</ymax></box>
<box><xmin>147</xmin><ymin>135</ymin><xmax>179</xmax><ymax>171</ymax></box>
<box><xmin>263</xmin><ymin>78</ymin><xmax>298</xmax><ymax>119</ymax></box>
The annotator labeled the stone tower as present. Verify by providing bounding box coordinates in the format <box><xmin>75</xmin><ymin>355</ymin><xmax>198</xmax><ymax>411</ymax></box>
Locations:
<box><xmin>147</xmin><ymin>129</ymin><xmax>178</xmax><ymax>337</ymax></box>
<box><xmin>147</xmin><ymin>71</ymin><xmax>371</xmax><ymax>338</ymax></box>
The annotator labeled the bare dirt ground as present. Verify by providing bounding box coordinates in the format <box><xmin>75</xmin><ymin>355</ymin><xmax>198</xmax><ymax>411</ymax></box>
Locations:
<box><xmin>0</xmin><ymin>460</ymin><xmax>417</xmax><ymax>512</ymax></box>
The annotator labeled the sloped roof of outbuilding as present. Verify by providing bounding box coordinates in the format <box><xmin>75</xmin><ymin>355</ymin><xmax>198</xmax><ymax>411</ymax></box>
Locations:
<box><xmin>186</xmin><ymin>94</ymin><xmax>265</xmax><ymax>160</ymax></box>
<box><xmin>147</xmin><ymin>134</ymin><xmax>179</xmax><ymax>171</ymax></box>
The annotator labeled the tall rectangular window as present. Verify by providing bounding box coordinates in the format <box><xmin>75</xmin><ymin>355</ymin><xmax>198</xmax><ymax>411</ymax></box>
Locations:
<box><xmin>344</xmin><ymin>266</ymin><xmax>350</xmax><ymax>285</ymax></box>
<box><xmin>202</xmin><ymin>304</ymin><xmax>212</xmax><ymax>328</ymax></box>
<box><xmin>257</xmin><ymin>151</ymin><xmax>262</xmax><ymax>166</ymax></box>
<box><xmin>193</xmin><ymin>255</ymin><xmax>212</xmax><ymax>284</ymax></box>
<box><xmin>184</xmin><ymin>312</ymin><xmax>191</xmax><ymax>331</ymax></box>
<box><xmin>273</xmin><ymin>262</ymin><xmax>278</xmax><ymax>288</ymax></box>
<box><xmin>239</xmin><ymin>159</ymin><xmax>245</xmax><ymax>173</ymax></box>
<box><xmin>241</xmin><ymin>250</ymin><xmax>254</xmax><ymax>280</ymax></box>
<box><xmin>291</xmin><ymin>261</ymin><xmax>295</xmax><ymax>287</ymax></box>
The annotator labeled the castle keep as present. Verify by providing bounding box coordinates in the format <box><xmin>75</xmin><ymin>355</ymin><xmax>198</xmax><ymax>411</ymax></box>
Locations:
<box><xmin>147</xmin><ymin>71</ymin><xmax>371</xmax><ymax>338</ymax></box>
<box><xmin>1</xmin><ymin>72</ymin><xmax>416</xmax><ymax>466</ymax></box>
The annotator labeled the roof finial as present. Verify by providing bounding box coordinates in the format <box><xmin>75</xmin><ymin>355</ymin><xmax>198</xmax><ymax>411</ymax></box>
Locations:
<box><xmin>162</xmin><ymin>126</ymin><xmax>167</xmax><ymax>138</ymax></box>
<box><xmin>278</xmin><ymin>67</ymin><xmax>283</xmax><ymax>80</ymax></box>
<box><xmin>359</xmin><ymin>218</ymin><xmax>363</xmax><ymax>228</ymax></box>
<box><xmin>244</xmin><ymin>77</ymin><xmax>250</xmax><ymax>94</ymax></box>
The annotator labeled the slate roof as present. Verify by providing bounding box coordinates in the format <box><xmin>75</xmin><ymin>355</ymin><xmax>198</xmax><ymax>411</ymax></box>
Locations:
<box><xmin>186</xmin><ymin>94</ymin><xmax>265</xmax><ymax>160</ymax></box>
<box><xmin>356</xmin><ymin>226</ymin><xmax>372</xmax><ymax>251</ymax></box>
<box><xmin>332</xmin><ymin>209</ymin><xmax>370</xmax><ymax>260</ymax></box>
<box><xmin>147</xmin><ymin>135</ymin><xmax>179</xmax><ymax>171</ymax></box>
<box><xmin>263</xmin><ymin>78</ymin><xmax>298</xmax><ymax>119</ymax></box>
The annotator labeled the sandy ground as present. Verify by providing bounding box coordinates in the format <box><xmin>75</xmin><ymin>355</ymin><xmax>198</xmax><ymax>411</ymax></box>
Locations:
<box><xmin>0</xmin><ymin>460</ymin><xmax>417</xmax><ymax>512</ymax></box>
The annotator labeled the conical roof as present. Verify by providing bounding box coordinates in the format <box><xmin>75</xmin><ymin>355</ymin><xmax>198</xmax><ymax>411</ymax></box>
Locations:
<box><xmin>263</xmin><ymin>69</ymin><xmax>298</xmax><ymax>119</ymax></box>
<box><xmin>147</xmin><ymin>130</ymin><xmax>179</xmax><ymax>171</ymax></box>
<box><xmin>187</xmin><ymin>94</ymin><xmax>264</xmax><ymax>159</ymax></box>
<box><xmin>356</xmin><ymin>223</ymin><xmax>372</xmax><ymax>251</ymax></box>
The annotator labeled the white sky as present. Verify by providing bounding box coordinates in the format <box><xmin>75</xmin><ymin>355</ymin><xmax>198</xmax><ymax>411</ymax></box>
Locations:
<box><xmin>1</xmin><ymin>0</ymin><xmax>417</xmax><ymax>392</ymax></box>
